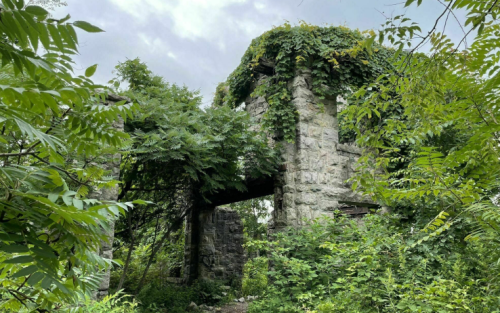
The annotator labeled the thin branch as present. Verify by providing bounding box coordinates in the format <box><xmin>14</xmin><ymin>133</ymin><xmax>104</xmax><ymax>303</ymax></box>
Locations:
<box><xmin>0</xmin><ymin>151</ymin><xmax>35</xmax><ymax>157</ymax></box>
<box><xmin>32</xmin><ymin>154</ymin><xmax>90</xmax><ymax>187</ymax></box>
<box><xmin>436</xmin><ymin>0</ymin><xmax>468</xmax><ymax>49</ymax></box>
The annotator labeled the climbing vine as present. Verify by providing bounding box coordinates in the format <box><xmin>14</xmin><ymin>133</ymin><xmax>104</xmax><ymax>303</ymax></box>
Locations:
<box><xmin>215</xmin><ymin>22</ymin><xmax>395</xmax><ymax>142</ymax></box>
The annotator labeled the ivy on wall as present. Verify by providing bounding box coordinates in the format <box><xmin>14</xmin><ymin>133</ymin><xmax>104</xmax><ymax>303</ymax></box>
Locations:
<box><xmin>214</xmin><ymin>22</ymin><xmax>395</xmax><ymax>143</ymax></box>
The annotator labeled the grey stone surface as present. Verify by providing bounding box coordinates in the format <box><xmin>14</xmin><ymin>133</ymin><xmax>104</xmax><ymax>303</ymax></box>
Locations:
<box><xmin>184</xmin><ymin>207</ymin><xmax>246</xmax><ymax>282</ymax></box>
<box><xmin>91</xmin><ymin>94</ymin><xmax>127</xmax><ymax>299</ymax></box>
<box><xmin>244</xmin><ymin>69</ymin><xmax>373</xmax><ymax>231</ymax></box>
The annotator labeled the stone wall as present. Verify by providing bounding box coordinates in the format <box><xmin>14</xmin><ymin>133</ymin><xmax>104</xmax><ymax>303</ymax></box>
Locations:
<box><xmin>91</xmin><ymin>94</ymin><xmax>126</xmax><ymax>299</ymax></box>
<box><xmin>184</xmin><ymin>207</ymin><xmax>246</xmax><ymax>283</ymax></box>
<box><xmin>245</xmin><ymin>69</ymin><xmax>373</xmax><ymax>232</ymax></box>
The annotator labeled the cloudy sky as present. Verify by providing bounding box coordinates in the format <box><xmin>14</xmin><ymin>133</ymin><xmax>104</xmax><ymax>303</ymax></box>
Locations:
<box><xmin>52</xmin><ymin>0</ymin><xmax>468</xmax><ymax>105</ymax></box>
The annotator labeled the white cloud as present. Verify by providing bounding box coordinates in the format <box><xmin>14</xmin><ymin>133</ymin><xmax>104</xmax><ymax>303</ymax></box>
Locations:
<box><xmin>109</xmin><ymin>0</ymin><xmax>266</xmax><ymax>44</ymax></box>
<box><xmin>254</xmin><ymin>1</ymin><xmax>266</xmax><ymax>10</ymax></box>
<box><xmin>167</xmin><ymin>52</ymin><xmax>177</xmax><ymax>60</ymax></box>
<box><xmin>138</xmin><ymin>33</ymin><xmax>178</xmax><ymax>60</ymax></box>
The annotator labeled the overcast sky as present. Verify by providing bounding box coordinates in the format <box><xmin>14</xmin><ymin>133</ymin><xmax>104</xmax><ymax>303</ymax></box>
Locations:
<box><xmin>53</xmin><ymin>0</ymin><xmax>469</xmax><ymax>105</ymax></box>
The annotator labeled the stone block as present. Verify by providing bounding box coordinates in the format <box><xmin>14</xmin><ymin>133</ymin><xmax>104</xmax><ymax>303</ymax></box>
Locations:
<box><xmin>295</xmin><ymin>192</ymin><xmax>317</xmax><ymax>205</ymax></box>
<box><xmin>284</xmin><ymin>172</ymin><xmax>295</xmax><ymax>184</ymax></box>
<box><xmin>299</xmin><ymin>137</ymin><xmax>319</xmax><ymax>151</ymax></box>
<box><xmin>308</xmin><ymin>126</ymin><xmax>322</xmax><ymax>139</ymax></box>
<box><xmin>292</xmin><ymin>98</ymin><xmax>310</xmax><ymax>112</ymax></box>
<box><xmin>319</xmin><ymin>199</ymin><xmax>339</xmax><ymax>212</ymax></box>
<box><xmin>292</xmin><ymin>85</ymin><xmax>314</xmax><ymax>101</ymax></box>
<box><xmin>299</xmin><ymin>171</ymin><xmax>318</xmax><ymax>184</ymax></box>
<box><xmin>283</xmin><ymin>193</ymin><xmax>295</xmax><ymax>207</ymax></box>
<box><xmin>283</xmin><ymin>185</ymin><xmax>296</xmax><ymax>193</ymax></box>
<box><xmin>323</xmin><ymin>128</ymin><xmax>339</xmax><ymax>143</ymax></box>
<box><xmin>297</xmin><ymin>124</ymin><xmax>308</xmax><ymax>137</ymax></box>
<box><xmin>311</xmin><ymin>155</ymin><xmax>326</xmax><ymax>171</ymax></box>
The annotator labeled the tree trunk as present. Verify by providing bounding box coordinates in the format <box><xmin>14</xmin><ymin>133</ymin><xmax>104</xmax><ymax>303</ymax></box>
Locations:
<box><xmin>116</xmin><ymin>211</ymin><xmax>136</xmax><ymax>291</ymax></box>
<box><xmin>135</xmin><ymin>211</ymin><xmax>189</xmax><ymax>293</ymax></box>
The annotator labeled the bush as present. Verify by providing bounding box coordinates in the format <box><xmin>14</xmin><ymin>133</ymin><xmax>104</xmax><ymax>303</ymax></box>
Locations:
<box><xmin>248</xmin><ymin>212</ymin><xmax>500</xmax><ymax>313</ymax></box>
<box><xmin>137</xmin><ymin>280</ymin><xmax>232</xmax><ymax>313</ymax></box>
<box><xmin>242</xmin><ymin>257</ymin><xmax>268</xmax><ymax>297</ymax></box>
<box><xmin>62</xmin><ymin>291</ymin><xmax>140</xmax><ymax>313</ymax></box>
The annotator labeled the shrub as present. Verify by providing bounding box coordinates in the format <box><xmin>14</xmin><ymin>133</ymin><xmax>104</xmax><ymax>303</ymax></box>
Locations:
<box><xmin>242</xmin><ymin>257</ymin><xmax>268</xmax><ymax>297</ymax></box>
<box><xmin>248</xmin><ymin>212</ymin><xmax>500</xmax><ymax>313</ymax></box>
<box><xmin>137</xmin><ymin>280</ymin><xmax>231</xmax><ymax>313</ymax></box>
<box><xmin>61</xmin><ymin>291</ymin><xmax>139</xmax><ymax>313</ymax></box>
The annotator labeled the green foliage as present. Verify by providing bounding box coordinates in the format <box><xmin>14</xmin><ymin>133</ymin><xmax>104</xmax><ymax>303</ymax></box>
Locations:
<box><xmin>341</xmin><ymin>0</ymin><xmax>500</xmax><ymax>274</ymax></box>
<box><xmin>218</xmin><ymin>21</ymin><xmax>395</xmax><ymax>142</ymax></box>
<box><xmin>248</xmin><ymin>214</ymin><xmax>500</xmax><ymax>313</ymax></box>
<box><xmin>63</xmin><ymin>291</ymin><xmax>139</xmax><ymax>313</ymax></box>
<box><xmin>115</xmin><ymin>58</ymin><xmax>278</xmax><ymax>200</ymax></box>
<box><xmin>242</xmin><ymin>257</ymin><xmax>267</xmax><ymax>297</ymax></box>
<box><xmin>0</xmin><ymin>1</ymin><xmax>138</xmax><ymax>311</ymax></box>
<box><xmin>229</xmin><ymin>196</ymin><xmax>272</xmax><ymax>244</ymax></box>
<box><xmin>137</xmin><ymin>280</ymin><xmax>231</xmax><ymax>313</ymax></box>
<box><xmin>110</xmin><ymin>227</ymin><xmax>184</xmax><ymax>292</ymax></box>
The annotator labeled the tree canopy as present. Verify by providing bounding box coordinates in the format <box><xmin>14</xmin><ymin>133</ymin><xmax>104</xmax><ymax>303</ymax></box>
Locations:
<box><xmin>0</xmin><ymin>1</ymin><xmax>138</xmax><ymax>311</ymax></box>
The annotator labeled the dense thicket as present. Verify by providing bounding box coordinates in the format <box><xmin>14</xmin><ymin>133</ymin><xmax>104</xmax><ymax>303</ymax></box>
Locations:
<box><xmin>246</xmin><ymin>0</ymin><xmax>500</xmax><ymax>312</ymax></box>
<box><xmin>109</xmin><ymin>58</ymin><xmax>278</xmax><ymax>294</ymax></box>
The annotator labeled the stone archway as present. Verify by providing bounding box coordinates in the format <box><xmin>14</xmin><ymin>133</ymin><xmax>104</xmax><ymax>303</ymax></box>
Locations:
<box><xmin>183</xmin><ymin>64</ymin><xmax>377</xmax><ymax>284</ymax></box>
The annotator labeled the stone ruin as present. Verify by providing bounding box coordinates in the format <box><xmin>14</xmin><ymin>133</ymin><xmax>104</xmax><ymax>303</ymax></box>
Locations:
<box><xmin>91</xmin><ymin>65</ymin><xmax>379</xmax><ymax>296</ymax></box>
<box><xmin>182</xmin><ymin>66</ymin><xmax>377</xmax><ymax>284</ymax></box>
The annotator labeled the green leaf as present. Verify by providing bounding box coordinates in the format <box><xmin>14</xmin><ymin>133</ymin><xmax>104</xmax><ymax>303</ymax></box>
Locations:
<box><xmin>85</xmin><ymin>64</ymin><xmax>98</xmax><ymax>77</ymax></box>
<box><xmin>0</xmin><ymin>244</ymin><xmax>29</xmax><ymax>253</ymax></box>
<box><xmin>41</xmin><ymin>276</ymin><xmax>52</xmax><ymax>289</ymax></box>
<box><xmin>58</xmin><ymin>14</ymin><xmax>71</xmax><ymax>24</ymax></box>
<box><xmin>25</xmin><ymin>5</ymin><xmax>49</xmax><ymax>16</ymax></box>
<box><xmin>73</xmin><ymin>198</ymin><xmax>83</xmax><ymax>210</ymax></box>
<box><xmin>27</xmin><ymin>272</ymin><xmax>44</xmax><ymax>286</ymax></box>
<box><xmin>12</xmin><ymin>265</ymin><xmax>38</xmax><ymax>278</ymax></box>
<box><xmin>3</xmin><ymin>255</ymin><xmax>34</xmax><ymax>264</ymax></box>
<box><xmin>58</xmin><ymin>24</ymin><xmax>77</xmax><ymax>50</ymax></box>
<box><xmin>66</xmin><ymin>24</ymin><xmax>78</xmax><ymax>44</ymax></box>
<box><xmin>31</xmin><ymin>248</ymin><xmax>57</xmax><ymax>259</ymax></box>
<box><xmin>364</xmin><ymin>35</ymin><xmax>376</xmax><ymax>54</ymax></box>
<box><xmin>73</xmin><ymin>21</ymin><xmax>104</xmax><ymax>33</ymax></box>
<box><xmin>48</xmin><ymin>193</ymin><xmax>59</xmax><ymax>203</ymax></box>
<box><xmin>3</xmin><ymin>0</ymin><xmax>15</xmax><ymax>10</ymax></box>
<box><xmin>14</xmin><ymin>0</ymin><xmax>23</xmax><ymax>10</ymax></box>
<box><xmin>0</xmin><ymin>233</ymin><xmax>25</xmax><ymax>242</ymax></box>
<box><xmin>404</xmin><ymin>0</ymin><xmax>415</xmax><ymax>7</ymax></box>
<box><xmin>38</xmin><ymin>24</ymin><xmax>51</xmax><ymax>51</ymax></box>
<box><xmin>48</xmin><ymin>24</ymin><xmax>64</xmax><ymax>51</ymax></box>
<box><xmin>19</xmin><ymin>10</ymin><xmax>39</xmax><ymax>31</ymax></box>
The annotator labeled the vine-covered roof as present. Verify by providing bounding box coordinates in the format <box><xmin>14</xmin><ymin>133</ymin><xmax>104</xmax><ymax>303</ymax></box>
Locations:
<box><xmin>214</xmin><ymin>22</ymin><xmax>395</xmax><ymax>142</ymax></box>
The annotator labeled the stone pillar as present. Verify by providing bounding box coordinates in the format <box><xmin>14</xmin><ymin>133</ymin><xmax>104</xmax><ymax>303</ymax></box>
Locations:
<box><xmin>183</xmin><ymin>202</ymin><xmax>202</xmax><ymax>284</ymax></box>
<box><xmin>92</xmin><ymin>94</ymin><xmax>127</xmax><ymax>298</ymax></box>
<box><xmin>245</xmin><ymin>69</ymin><xmax>373</xmax><ymax>231</ymax></box>
<box><xmin>184</xmin><ymin>207</ymin><xmax>246</xmax><ymax>284</ymax></box>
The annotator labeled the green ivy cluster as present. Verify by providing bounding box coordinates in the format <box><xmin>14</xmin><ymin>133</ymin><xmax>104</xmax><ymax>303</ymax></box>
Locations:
<box><xmin>215</xmin><ymin>22</ymin><xmax>395</xmax><ymax>142</ymax></box>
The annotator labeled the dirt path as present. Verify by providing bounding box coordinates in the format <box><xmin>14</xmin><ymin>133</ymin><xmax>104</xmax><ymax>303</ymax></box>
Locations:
<box><xmin>219</xmin><ymin>302</ymin><xmax>248</xmax><ymax>313</ymax></box>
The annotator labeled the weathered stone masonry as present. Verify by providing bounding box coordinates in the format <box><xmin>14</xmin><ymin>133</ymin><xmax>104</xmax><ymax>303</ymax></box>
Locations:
<box><xmin>246</xmin><ymin>69</ymin><xmax>374</xmax><ymax>231</ymax></box>
<box><xmin>184</xmin><ymin>207</ymin><xmax>246</xmax><ymax>282</ymax></box>
<box><xmin>92</xmin><ymin>94</ymin><xmax>127</xmax><ymax>299</ymax></box>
